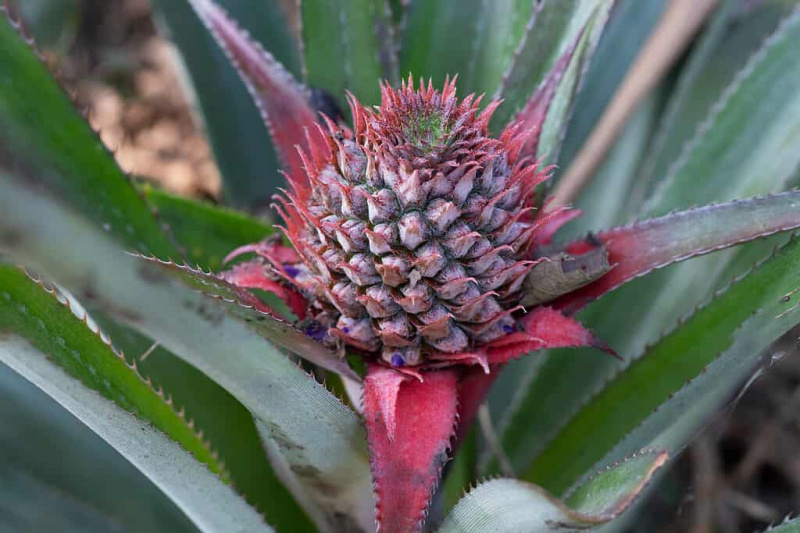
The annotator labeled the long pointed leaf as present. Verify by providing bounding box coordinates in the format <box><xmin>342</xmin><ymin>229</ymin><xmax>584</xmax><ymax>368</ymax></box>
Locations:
<box><xmin>0</xmin><ymin>157</ymin><xmax>373</xmax><ymax>531</ymax></box>
<box><xmin>522</xmin><ymin>231</ymin><xmax>800</xmax><ymax>495</ymax></box>
<box><xmin>595</xmin><ymin>3</ymin><xmax>800</xmax><ymax>366</ymax></box>
<box><xmin>0</xmin><ymin>336</ymin><xmax>272</xmax><ymax>532</ymax></box>
<box><xmin>491</xmin><ymin>6</ymin><xmax>800</xmax><ymax>484</ymax></box>
<box><xmin>0</xmin><ymin>265</ymin><xmax>285</xmax><ymax>529</ymax></box>
<box><xmin>141</xmin><ymin>185</ymin><xmax>272</xmax><ymax>271</ymax></box>
<box><xmin>491</xmin><ymin>190</ymin><xmax>800</xmax><ymax>478</ymax></box>
<box><xmin>0</xmin><ymin>266</ymin><xmax>226</xmax><ymax>478</ymax></box>
<box><xmin>0</xmin><ymin>364</ymin><xmax>199</xmax><ymax>532</ymax></box>
<box><xmin>580</xmin><ymin>296</ymin><xmax>800</xmax><ymax>498</ymax></box>
<box><xmin>491</xmin><ymin>0</ymin><xmax>613</xmax><ymax>134</ymax></box>
<box><xmin>0</xmin><ymin>11</ymin><xmax>314</xmax><ymax>527</ymax></box>
<box><xmin>554</xmin><ymin>191</ymin><xmax>800</xmax><ymax>313</ymax></box>
<box><xmin>91</xmin><ymin>314</ymin><xmax>313</xmax><ymax>531</ymax></box>
<box><xmin>151</xmin><ymin>0</ymin><xmax>301</xmax><ymax>209</ymax></box>
<box><xmin>440</xmin><ymin>450</ymin><xmax>667</xmax><ymax>532</ymax></box>
<box><xmin>187</xmin><ymin>0</ymin><xmax>324</xmax><ymax>185</ymax></box>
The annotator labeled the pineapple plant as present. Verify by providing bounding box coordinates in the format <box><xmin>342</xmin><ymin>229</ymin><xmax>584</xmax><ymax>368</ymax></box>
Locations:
<box><xmin>3</xmin><ymin>0</ymin><xmax>800</xmax><ymax>531</ymax></box>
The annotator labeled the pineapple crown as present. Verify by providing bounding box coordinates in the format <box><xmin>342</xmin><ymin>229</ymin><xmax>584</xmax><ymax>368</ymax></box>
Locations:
<box><xmin>259</xmin><ymin>77</ymin><xmax>557</xmax><ymax>370</ymax></box>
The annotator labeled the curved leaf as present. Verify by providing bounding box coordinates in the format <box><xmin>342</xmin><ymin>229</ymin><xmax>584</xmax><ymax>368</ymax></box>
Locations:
<box><xmin>187</xmin><ymin>0</ymin><xmax>326</xmax><ymax>185</ymax></box>
<box><xmin>487</xmin><ymin>7</ymin><xmax>800</xmax><ymax>479</ymax></box>
<box><xmin>132</xmin><ymin>254</ymin><xmax>361</xmax><ymax>382</ymax></box>
<box><xmin>487</xmin><ymin>191</ymin><xmax>800</xmax><ymax>476</ymax></box>
<box><xmin>0</xmin><ymin>364</ymin><xmax>199</xmax><ymax>532</ymax></box>
<box><xmin>440</xmin><ymin>450</ymin><xmax>667</xmax><ymax>532</ymax></box>
<box><xmin>554</xmin><ymin>191</ymin><xmax>800</xmax><ymax>313</ymax></box>
<box><xmin>522</xmin><ymin>231</ymin><xmax>800</xmax><ymax>495</ymax></box>
<box><xmin>492</xmin><ymin>0</ymin><xmax>613</xmax><ymax>133</ymax></box>
<box><xmin>151</xmin><ymin>0</ymin><xmax>300</xmax><ymax>209</ymax></box>
<box><xmin>0</xmin><ymin>266</ymin><xmax>226</xmax><ymax>477</ymax></box>
<box><xmin>582</xmin><ymin>296</ymin><xmax>800</xmax><ymax>496</ymax></box>
<box><xmin>91</xmin><ymin>314</ymin><xmax>314</xmax><ymax>531</ymax></box>
<box><xmin>0</xmin><ymin>336</ymin><xmax>272</xmax><ymax>533</ymax></box>
<box><xmin>0</xmin><ymin>11</ymin><xmax>315</xmax><ymax>529</ymax></box>
<box><xmin>141</xmin><ymin>185</ymin><xmax>272</xmax><ymax>272</ymax></box>
<box><xmin>568</xmin><ymin>3</ymin><xmax>800</xmax><ymax>407</ymax></box>
<box><xmin>0</xmin><ymin>157</ymin><xmax>373</xmax><ymax>531</ymax></box>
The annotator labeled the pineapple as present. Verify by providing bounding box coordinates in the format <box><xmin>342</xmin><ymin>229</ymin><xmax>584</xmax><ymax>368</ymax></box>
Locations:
<box><xmin>228</xmin><ymin>78</ymin><xmax>563</xmax><ymax>370</ymax></box>
<box><xmin>3</xmin><ymin>1</ymin><xmax>800</xmax><ymax>532</ymax></box>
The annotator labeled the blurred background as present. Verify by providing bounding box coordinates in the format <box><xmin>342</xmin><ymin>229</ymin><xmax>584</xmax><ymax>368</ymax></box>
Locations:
<box><xmin>6</xmin><ymin>1</ymin><xmax>800</xmax><ymax>531</ymax></box>
<box><xmin>9</xmin><ymin>0</ymin><xmax>223</xmax><ymax>200</ymax></box>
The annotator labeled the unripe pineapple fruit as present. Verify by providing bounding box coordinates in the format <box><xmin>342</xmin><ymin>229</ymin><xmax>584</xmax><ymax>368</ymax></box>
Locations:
<box><xmin>239</xmin><ymin>78</ymin><xmax>553</xmax><ymax>369</ymax></box>
<box><xmin>9</xmin><ymin>1</ymin><xmax>800</xmax><ymax>532</ymax></box>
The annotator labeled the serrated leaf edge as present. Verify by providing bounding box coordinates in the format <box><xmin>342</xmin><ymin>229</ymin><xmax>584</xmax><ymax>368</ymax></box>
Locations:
<box><xmin>640</xmin><ymin>5</ymin><xmax>800</xmax><ymax>216</ymax></box>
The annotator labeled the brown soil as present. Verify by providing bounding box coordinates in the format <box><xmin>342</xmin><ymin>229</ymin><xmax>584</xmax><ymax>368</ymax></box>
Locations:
<box><xmin>15</xmin><ymin>0</ymin><xmax>222</xmax><ymax>199</ymax></box>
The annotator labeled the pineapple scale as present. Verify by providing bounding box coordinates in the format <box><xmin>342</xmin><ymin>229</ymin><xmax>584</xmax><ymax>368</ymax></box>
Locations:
<box><xmin>276</xmin><ymin>78</ymin><xmax>547</xmax><ymax>367</ymax></box>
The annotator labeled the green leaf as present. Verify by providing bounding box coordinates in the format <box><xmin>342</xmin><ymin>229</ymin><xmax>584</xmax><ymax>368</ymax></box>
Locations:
<box><xmin>0</xmin><ymin>336</ymin><xmax>272</xmax><ymax>533</ymax></box>
<box><xmin>635</xmin><ymin>0</ymin><xmax>797</xmax><ymax>208</ymax></box>
<box><xmin>556</xmin><ymin>0</ymin><xmax>667</xmax><ymax>177</ymax></box>
<box><xmin>485</xmin><ymin>190</ymin><xmax>800</xmax><ymax>476</ymax></box>
<box><xmin>0</xmin><ymin>162</ymin><xmax>373</xmax><ymax>531</ymax></box>
<box><xmin>766</xmin><ymin>517</ymin><xmax>800</xmax><ymax>532</ymax></box>
<box><xmin>131</xmin><ymin>255</ymin><xmax>362</xmax><ymax>382</ymax></box>
<box><xmin>0</xmin><ymin>15</ymin><xmax>312</xmax><ymax>527</ymax></box>
<box><xmin>487</xmin><ymin>5</ymin><xmax>800</xmax><ymax>480</ymax></box>
<box><xmin>151</xmin><ymin>0</ymin><xmax>300</xmax><ymax>210</ymax></box>
<box><xmin>601</xmin><ymin>3</ymin><xmax>800</xmax><ymax>365</ymax></box>
<box><xmin>0</xmin><ymin>264</ymin><xmax>287</xmax><ymax>529</ymax></box>
<box><xmin>0</xmin><ymin>10</ymin><xmax>175</xmax><ymax>259</ymax></box>
<box><xmin>592</xmin><ymin>3</ymin><xmax>800</xmax><ymax>378</ymax></box>
<box><xmin>582</xmin><ymin>298</ymin><xmax>800</xmax><ymax>496</ymax></box>
<box><xmin>399</xmin><ymin>0</ymin><xmax>534</xmax><ymax>98</ymax></box>
<box><xmin>302</xmin><ymin>0</ymin><xmax>393</xmax><ymax>108</ymax></box>
<box><xmin>521</xmin><ymin>232</ymin><xmax>800</xmax><ymax>495</ymax></box>
<box><xmin>91</xmin><ymin>316</ymin><xmax>314</xmax><ymax>532</ymax></box>
<box><xmin>491</xmin><ymin>0</ymin><xmax>614</xmax><ymax>132</ymax></box>
<box><xmin>532</xmin><ymin>1</ymin><xmax>614</xmax><ymax>165</ymax></box>
<box><xmin>141</xmin><ymin>185</ymin><xmax>272</xmax><ymax>272</ymax></box>
<box><xmin>643</xmin><ymin>5</ymin><xmax>800</xmax><ymax>216</ymax></box>
<box><xmin>0</xmin><ymin>364</ymin><xmax>200</xmax><ymax>532</ymax></box>
<box><xmin>0</xmin><ymin>266</ymin><xmax>225</xmax><ymax>477</ymax></box>
<box><xmin>440</xmin><ymin>450</ymin><xmax>667</xmax><ymax>532</ymax></box>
